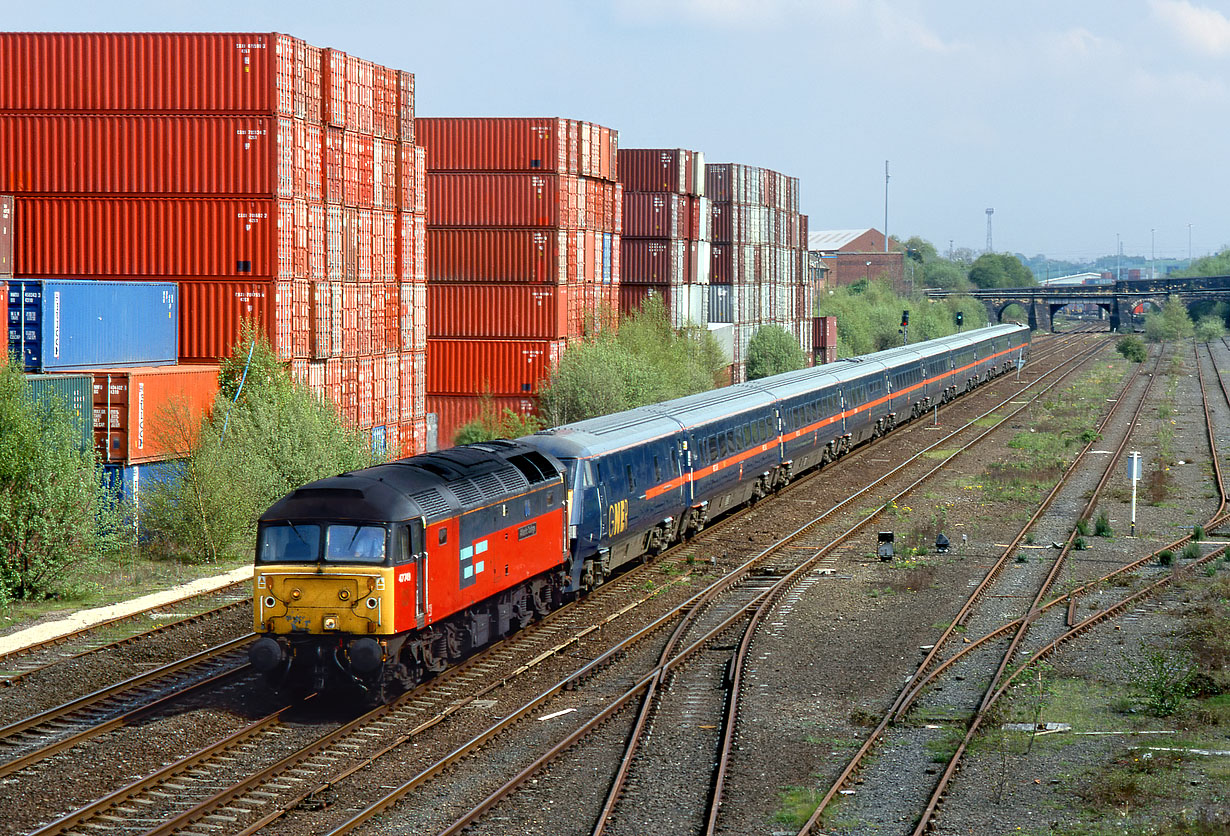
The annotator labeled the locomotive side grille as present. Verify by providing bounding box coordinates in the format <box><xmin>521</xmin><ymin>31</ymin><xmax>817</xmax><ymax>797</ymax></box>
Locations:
<box><xmin>451</xmin><ymin>479</ymin><xmax>483</xmax><ymax>506</ymax></box>
<box><xmin>411</xmin><ymin>489</ymin><xmax>451</xmax><ymax>518</ymax></box>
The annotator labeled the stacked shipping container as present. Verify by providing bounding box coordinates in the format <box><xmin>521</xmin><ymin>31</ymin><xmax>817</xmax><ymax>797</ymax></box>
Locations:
<box><xmin>0</xmin><ymin>32</ymin><xmax>429</xmax><ymax>456</ymax></box>
<box><xmin>705</xmin><ymin>162</ymin><xmax>811</xmax><ymax>381</ymax></box>
<box><xmin>417</xmin><ymin>117</ymin><xmax>621</xmax><ymax>445</ymax></box>
<box><xmin>617</xmin><ymin>148</ymin><xmax>710</xmax><ymax>330</ymax></box>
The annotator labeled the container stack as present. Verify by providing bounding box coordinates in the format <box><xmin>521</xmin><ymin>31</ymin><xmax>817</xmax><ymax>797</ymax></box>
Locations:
<box><xmin>705</xmin><ymin>163</ymin><xmax>810</xmax><ymax>381</ymax></box>
<box><xmin>616</xmin><ymin>149</ymin><xmax>710</xmax><ymax>329</ymax></box>
<box><xmin>417</xmin><ymin>117</ymin><xmax>621</xmax><ymax>446</ymax></box>
<box><xmin>0</xmin><ymin>32</ymin><xmax>430</xmax><ymax>457</ymax></box>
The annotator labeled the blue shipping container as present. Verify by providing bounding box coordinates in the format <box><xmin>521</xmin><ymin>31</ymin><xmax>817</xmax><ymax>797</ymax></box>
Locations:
<box><xmin>602</xmin><ymin>233</ymin><xmax>612</xmax><ymax>283</ymax></box>
<box><xmin>709</xmin><ymin>284</ymin><xmax>733</xmax><ymax>324</ymax></box>
<box><xmin>103</xmin><ymin>460</ymin><xmax>180</xmax><ymax>506</ymax></box>
<box><xmin>7</xmin><ymin>279</ymin><xmax>177</xmax><ymax>372</ymax></box>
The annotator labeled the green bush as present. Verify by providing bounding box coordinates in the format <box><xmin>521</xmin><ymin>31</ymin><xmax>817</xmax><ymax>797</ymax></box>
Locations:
<box><xmin>1075</xmin><ymin>518</ymin><xmax>1090</xmax><ymax>536</ymax></box>
<box><xmin>1157</xmin><ymin>549</ymin><xmax>1174</xmax><ymax>566</ymax></box>
<box><xmin>0</xmin><ymin>360</ymin><xmax>126</xmax><ymax>601</ymax></box>
<box><xmin>1095</xmin><ymin>510</ymin><xmax>1113</xmax><ymax>537</ymax></box>
<box><xmin>454</xmin><ymin>394</ymin><xmax>543</xmax><ymax>445</ymax></box>
<box><xmin>1182</xmin><ymin>542</ymin><xmax>1201</xmax><ymax>560</ymax></box>
<box><xmin>1116</xmin><ymin>334</ymin><xmax>1147</xmax><ymax>363</ymax></box>
<box><xmin>143</xmin><ymin>324</ymin><xmax>376</xmax><ymax>563</ymax></box>
<box><xmin>746</xmin><ymin>324</ymin><xmax>806</xmax><ymax>380</ymax></box>
<box><xmin>1192</xmin><ymin>524</ymin><xmax>1205</xmax><ymax>542</ymax></box>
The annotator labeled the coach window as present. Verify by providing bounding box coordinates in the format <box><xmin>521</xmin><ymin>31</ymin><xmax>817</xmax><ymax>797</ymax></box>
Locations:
<box><xmin>626</xmin><ymin>464</ymin><xmax>636</xmax><ymax>490</ymax></box>
<box><xmin>708</xmin><ymin>435</ymin><xmax>720</xmax><ymax>461</ymax></box>
<box><xmin>726</xmin><ymin>429</ymin><xmax>736</xmax><ymax>452</ymax></box>
<box><xmin>653</xmin><ymin>455</ymin><xmax>661</xmax><ymax>482</ymax></box>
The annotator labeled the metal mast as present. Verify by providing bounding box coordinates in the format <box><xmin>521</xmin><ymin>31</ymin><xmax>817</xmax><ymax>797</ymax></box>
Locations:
<box><xmin>985</xmin><ymin>208</ymin><xmax>994</xmax><ymax>253</ymax></box>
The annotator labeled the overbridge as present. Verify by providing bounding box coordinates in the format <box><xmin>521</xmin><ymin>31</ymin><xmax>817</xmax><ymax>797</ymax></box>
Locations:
<box><xmin>924</xmin><ymin>275</ymin><xmax>1230</xmax><ymax>331</ymax></box>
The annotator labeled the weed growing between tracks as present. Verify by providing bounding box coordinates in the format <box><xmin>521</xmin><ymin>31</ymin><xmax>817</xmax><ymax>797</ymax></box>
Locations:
<box><xmin>967</xmin><ymin>564</ymin><xmax>1230</xmax><ymax>834</ymax></box>
<box><xmin>980</xmin><ymin>360</ymin><xmax>1125</xmax><ymax>506</ymax></box>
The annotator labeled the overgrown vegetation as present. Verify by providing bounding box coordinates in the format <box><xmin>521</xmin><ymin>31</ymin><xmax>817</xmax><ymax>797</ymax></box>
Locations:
<box><xmin>1125</xmin><ymin>644</ymin><xmax>1196</xmax><ymax>717</ymax></box>
<box><xmin>452</xmin><ymin>392</ymin><xmax>544</xmax><ymax>445</ymax></box>
<box><xmin>816</xmin><ymin>277</ymin><xmax>989</xmax><ymax>357</ymax></box>
<box><xmin>1143</xmin><ymin>296</ymin><xmax>1196</xmax><ymax>342</ymax></box>
<box><xmin>0</xmin><ymin>360</ymin><xmax>126</xmax><ymax>602</ymax></box>
<box><xmin>745</xmin><ymin>323</ymin><xmax>806</xmax><ymax>380</ymax></box>
<box><xmin>143</xmin><ymin>324</ymin><xmax>376</xmax><ymax>563</ymax></box>
<box><xmin>537</xmin><ymin>296</ymin><xmax>726</xmax><ymax>425</ymax></box>
<box><xmin>1116</xmin><ymin>334</ymin><xmax>1148</xmax><ymax>363</ymax></box>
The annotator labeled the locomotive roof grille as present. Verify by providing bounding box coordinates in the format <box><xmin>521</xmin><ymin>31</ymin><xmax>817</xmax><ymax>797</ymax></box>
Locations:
<box><xmin>451</xmin><ymin>479</ymin><xmax>483</xmax><ymax>506</ymax></box>
<box><xmin>410</xmin><ymin>489</ymin><xmax>451</xmax><ymax>518</ymax></box>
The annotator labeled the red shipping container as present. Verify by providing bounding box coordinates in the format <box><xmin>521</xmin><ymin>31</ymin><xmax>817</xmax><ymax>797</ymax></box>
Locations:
<box><xmin>356</xmin><ymin>284</ymin><xmax>372</xmax><ymax>356</ymax></box>
<box><xmin>425</xmin><ymin>172</ymin><xmax>582</xmax><ymax>228</ymax></box>
<box><xmin>292</xmin><ymin>279</ymin><xmax>310</xmax><ymax>358</ymax></box>
<box><xmin>177</xmin><ymin>280</ymin><xmax>275</xmax><ymax>362</ymax></box>
<box><xmin>358</xmin><ymin>355</ymin><xmax>373</xmax><ymax>428</ymax></box>
<box><xmin>0</xmin><ymin>32</ymin><xmax>295</xmax><ymax>114</ymax></box>
<box><xmin>426</xmin><ymin>228</ymin><xmax>567</xmax><ymax>284</ymax></box>
<box><xmin>621</xmin><ymin>238</ymin><xmax>686</xmax><ymax>285</ymax></box>
<box><xmin>310</xmin><ymin>280</ymin><xmax>330</xmax><ymax>359</ymax></box>
<box><xmin>345</xmin><ymin>55</ymin><xmax>375</xmax><ymax>136</ymax></box>
<box><xmin>274</xmin><ymin>280</ymin><xmax>293</xmax><ymax>360</ymax></box>
<box><xmin>342</xmin><ymin>356</ymin><xmax>358</xmax><ymax>424</ymax></box>
<box><xmin>374</xmin><ymin>138</ymin><xmax>395</xmax><ymax>210</ymax></box>
<box><xmin>427</xmin><ymin>338</ymin><xmax>564</xmax><ymax>397</ymax></box>
<box><xmin>372</xmin><ymin>355</ymin><xmax>386</xmax><ymax>427</ymax></box>
<box><xmin>13</xmin><ymin>197</ymin><xmax>290</xmax><ymax>278</ymax></box>
<box><xmin>384</xmin><ymin>353</ymin><xmax>400</xmax><ymax>425</ymax></box>
<box><xmin>308</xmin><ymin>359</ymin><xmax>325</xmax><ymax>396</ymax></box>
<box><xmin>428</xmin><ymin>283</ymin><xmax>570</xmax><ymax>339</ymax></box>
<box><xmin>324</xmin><ymin>126</ymin><xmax>344</xmax><ymax>204</ymax></box>
<box><xmin>412</xmin><ymin>350</ymin><xmax>426</xmax><ymax>415</ymax></box>
<box><xmin>92</xmin><ymin>365</ymin><xmax>220</xmax><ymax>465</ymax></box>
<box><xmin>294</xmin><ymin>41</ymin><xmax>322</xmax><ymax>123</ymax></box>
<box><xmin>295</xmin><ymin>120</ymin><xmax>323</xmax><ymax>204</ymax></box>
<box><xmin>322</xmin><ymin>48</ymin><xmax>346</xmax><ymax>128</ymax></box>
<box><xmin>0</xmin><ymin>195</ymin><xmax>11</xmax><ymax>278</ymax></box>
<box><xmin>397</xmin><ymin>71</ymin><xmax>415</xmax><ymax>144</ymax></box>
<box><xmin>398</xmin><ymin>282</ymin><xmax>427</xmax><ymax>352</ymax></box>
<box><xmin>0</xmin><ymin>115</ymin><xmax>295</xmax><ymax>196</ymax></box>
<box><xmin>427</xmin><ymin>394</ymin><xmax>538</xmax><ymax>448</ymax></box>
<box><xmin>417</xmin><ymin>117</ymin><xmax>570</xmax><ymax>173</ymax></box>
<box><xmin>621</xmin><ymin>192</ymin><xmax>685</xmax><ymax>238</ymax></box>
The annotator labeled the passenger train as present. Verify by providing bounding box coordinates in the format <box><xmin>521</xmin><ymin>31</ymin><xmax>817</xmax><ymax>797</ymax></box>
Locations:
<box><xmin>249</xmin><ymin>323</ymin><xmax>1031</xmax><ymax>699</ymax></box>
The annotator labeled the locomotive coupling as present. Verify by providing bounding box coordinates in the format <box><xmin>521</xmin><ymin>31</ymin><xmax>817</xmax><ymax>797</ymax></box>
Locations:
<box><xmin>250</xmin><ymin>636</ymin><xmax>287</xmax><ymax>673</ymax></box>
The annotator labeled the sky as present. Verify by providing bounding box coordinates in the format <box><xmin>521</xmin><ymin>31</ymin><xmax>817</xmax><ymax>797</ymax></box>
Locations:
<box><xmin>7</xmin><ymin>0</ymin><xmax>1228</xmax><ymax>263</ymax></box>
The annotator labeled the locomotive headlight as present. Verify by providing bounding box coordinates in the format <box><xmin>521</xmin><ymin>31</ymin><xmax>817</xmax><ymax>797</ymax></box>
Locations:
<box><xmin>291</xmin><ymin>588</ymin><xmax>302</xmax><ymax>600</ymax></box>
<box><xmin>338</xmin><ymin>589</ymin><xmax>351</xmax><ymax>601</ymax></box>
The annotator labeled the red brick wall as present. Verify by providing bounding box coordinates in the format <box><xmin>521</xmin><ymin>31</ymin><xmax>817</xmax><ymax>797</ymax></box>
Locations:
<box><xmin>828</xmin><ymin>251</ymin><xmax>905</xmax><ymax>290</ymax></box>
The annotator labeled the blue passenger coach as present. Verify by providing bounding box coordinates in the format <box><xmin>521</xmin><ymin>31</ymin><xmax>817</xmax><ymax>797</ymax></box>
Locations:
<box><xmin>522</xmin><ymin>324</ymin><xmax>1030</xmax><ymax>593</ymax></box>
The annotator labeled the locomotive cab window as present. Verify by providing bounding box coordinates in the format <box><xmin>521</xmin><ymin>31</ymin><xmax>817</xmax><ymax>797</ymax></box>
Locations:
<box><xmin>438</xmin><ymin>528</ymin><xmax>448</xmax><ymax>545</ymax></box>
<box><xmin>325</xmin><ymin>524</ymin><xmax>387</xmax><ymax>564</ymax></box>
<box><xmin>257</xmin><ymin>523</ymin><xmax>321</xmax><ymax>563</ymax></box>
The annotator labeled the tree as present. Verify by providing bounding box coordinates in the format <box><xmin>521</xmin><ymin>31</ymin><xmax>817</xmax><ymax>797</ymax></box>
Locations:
<box><xmin>1172</xmin><ymin>247</ymin><xmax>1230</xmax><ymax>278</ymax></box>
<box><xmin>1142</xmin><ymin>296</ymin><xmax>1194</xmax><ymax>342</ymax></box>
<box><xmin>968</xmin><ymin>253</ymin><xmax>1035</xmax><ymax>289</ymax></box>
<box><xmin>922</xmin><ymin>260</ymin><xmax>968</xmax><ymax>290</ymax></box>
<box><xmin>143</xmin><ymin>323</ymin><xmax>377</xmax><ymax>562</ymax></box>
<box><xmin>538</xmin><ymin>296</ymin><xmax>726</xmax><ymax>426</ymax></box>
<box><xmin>745</xmin><ymin>325</ymin><xmax>806</xmax><ymax>380</ymax></box>
<box><xmin>0</xmin><ymin>361</ymin><xmax>124</xmax><ymax>601</ymax></box>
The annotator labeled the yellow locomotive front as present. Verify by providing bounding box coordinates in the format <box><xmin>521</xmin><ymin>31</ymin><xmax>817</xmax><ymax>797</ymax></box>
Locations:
<box><xmin>249</xmin><ymin>519</ymin><xmax>404</xmax><ymax>692</ymax></box>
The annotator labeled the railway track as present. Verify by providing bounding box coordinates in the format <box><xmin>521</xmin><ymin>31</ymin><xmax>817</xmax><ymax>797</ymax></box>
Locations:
<box><xmin>7</xmin><ymin>329</ymin><xmax>1098</xmax><ymax>836</ymax></box>
<box><xmin>0</xmin><ymin>581</ymin><xmax>249</xmax><ymax>687</ymax></box>
<box><xmin>295</xmin><ymin>333</ymin><xmax>1110</xmax><ymax>835</ymax></box>
<box><xmin>789</xmin><ymin>338</ymin><xmax>1230</xmax><ymax>835</ymax></box>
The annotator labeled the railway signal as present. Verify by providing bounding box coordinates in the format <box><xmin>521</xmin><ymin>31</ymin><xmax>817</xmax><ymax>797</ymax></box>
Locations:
<box><xmin>955</xmin><ymin>310</ymin><xmax>964</xmax><ymax>331</ymax></box>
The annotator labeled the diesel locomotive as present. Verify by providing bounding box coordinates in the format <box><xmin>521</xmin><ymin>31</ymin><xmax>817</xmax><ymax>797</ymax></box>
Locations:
<box><xmin>250</xmin><ymin>323</ymin><xmax>1030</xmax><ymax>699</ymax></box>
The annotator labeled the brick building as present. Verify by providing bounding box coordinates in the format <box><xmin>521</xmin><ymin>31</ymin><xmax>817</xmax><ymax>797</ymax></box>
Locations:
<box><xmin>808</xmin><ymin>228</ymin><xmax>905</xmax><ymax>291</ymax></box>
